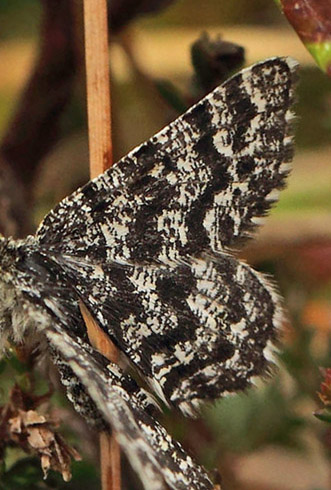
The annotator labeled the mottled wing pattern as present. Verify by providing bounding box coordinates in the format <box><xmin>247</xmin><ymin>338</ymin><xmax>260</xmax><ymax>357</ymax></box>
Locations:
<box><xmin>51</xmin><ymin>252</ymin><xmax>281</xmax><ymax>414</ymax></box>
<box><xmin>37</xmin><ymin>57</ymin><xmax>297</xmax><ymax>263</ymax></box>
<box><xmin>33</xmin><ymin>58</ymin><xmax>297</xmax><ymax>414</ymax></box>
<box><xmin>46</xmin><ymin>326</ymin><xmax>215</xmax><ymax>490</ymax></box>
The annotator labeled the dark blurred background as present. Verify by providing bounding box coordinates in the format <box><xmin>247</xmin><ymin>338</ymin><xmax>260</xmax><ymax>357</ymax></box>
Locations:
<box><xmin>0</xmin><ymin>1</ymin><xmax>330</xmax><ymax>489</ymax></box>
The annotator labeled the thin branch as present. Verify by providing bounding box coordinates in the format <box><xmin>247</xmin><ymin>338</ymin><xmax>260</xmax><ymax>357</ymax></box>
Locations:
<box><xmin>83</xmin><ymin>1</ymin><xmax>120</xmax><ymax>489</ymax></box>
<box><xmin>84</xmin><ymin>0</ymin><xmax>112</xmax><ymax>177</ymax></box>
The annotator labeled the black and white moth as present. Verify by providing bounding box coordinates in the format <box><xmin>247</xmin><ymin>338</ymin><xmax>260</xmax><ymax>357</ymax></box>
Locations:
<box><xmin>0</xmin><ymin>57</ymin><xmax>297</xmax><ymax>489</ymax></box>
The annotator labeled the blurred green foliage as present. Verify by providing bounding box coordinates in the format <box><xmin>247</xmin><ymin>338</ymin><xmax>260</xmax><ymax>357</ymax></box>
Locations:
<box><xmin>141</xmin><ymin>0</ymin><xmax>284</xmax><ymax>27</ymax></box>
<box><xmin>0</xmin><ymin>0</ymin><xmax>40</xmax><ymax>40</ymax></box>
<box><xmin>276</xmin><ymin>187</ymin><xmax>331</xmax><ymax>214</ymax></box>
<box><xmin>205</xmin><ymin>383</ymin><xmax>305</xmax><ymax>453</ymax></box>
<box><xmin>0</xmin><ymin>92</ymin><xmax>16</xmax><ymax>136</ymax></box>
<box><xmin>0</xmin><ymin>0</ymin><xmax>284</xmax><ymax>40</ymax></box>
<box><xmin>296</xmin><ymin>68</ymin><xmax>331</xmax><ymax>149</ymax></box>
<box><xmin>0</xmin><ymin>457</ymin><xmax>99</xmax><ymax>489</ymax></box>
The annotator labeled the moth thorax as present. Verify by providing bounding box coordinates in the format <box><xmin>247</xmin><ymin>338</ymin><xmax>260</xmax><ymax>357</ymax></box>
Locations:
<box><xmin>0</xmin><ymin>280</ymin><xmax>19</xmax><ymax>351</ymax></box>
<box><xmin>0</xmin><ymin>280</ymin><xmax>43</xmax><ymax>354</ymax></box>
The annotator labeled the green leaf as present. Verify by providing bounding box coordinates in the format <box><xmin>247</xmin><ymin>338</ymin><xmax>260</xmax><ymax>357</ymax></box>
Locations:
<box><xmin>306</xmin><ymin>41</ymin><xmax>331</xmax><ymax>74</ymax></box>
<box><xmin>275</xmin><ymin>0</ymin><xmax>331</xmax><ymax>76</ymax></box>
<box><xmin>314</xmin><ymin>409</ymin><xmax>331</xmax><ymax>423</ymax></box>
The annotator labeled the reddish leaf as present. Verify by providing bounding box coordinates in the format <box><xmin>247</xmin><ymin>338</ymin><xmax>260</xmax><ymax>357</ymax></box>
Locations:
<box><xmin>277</xmin><ymin>0</ymin><xmax>331</xmax><ymax>75</ymax></box>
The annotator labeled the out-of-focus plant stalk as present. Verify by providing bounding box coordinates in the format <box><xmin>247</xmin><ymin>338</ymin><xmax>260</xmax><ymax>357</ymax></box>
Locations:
<box><xmin>275</xmin><ymin>0</ymin><xmax>331</xmax><ymax>77</ymax></box>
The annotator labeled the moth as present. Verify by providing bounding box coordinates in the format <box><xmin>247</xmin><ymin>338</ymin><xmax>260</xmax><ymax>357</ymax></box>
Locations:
<box><xmin>0</xmin><ymin>57</ymin><xmax>297</xmax><ymax>489</ymax></box>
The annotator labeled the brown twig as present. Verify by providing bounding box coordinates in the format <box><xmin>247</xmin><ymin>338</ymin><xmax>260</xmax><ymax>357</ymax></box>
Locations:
<box><xmin>82</xmin><ymin>1</ymin><xmax>120</xmax><ymax>489</ymax></box>
<box><xmin>83</xmin><ymin>0</ymin><xmax>112</xmax><ymax>177</ymax></box>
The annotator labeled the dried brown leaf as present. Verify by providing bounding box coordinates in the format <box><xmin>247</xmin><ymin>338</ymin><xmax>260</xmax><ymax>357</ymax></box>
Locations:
<box><xmin>0</xmin><ymin>384</ymin><xmax>81</xmax><ymax>481</ymax></box>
